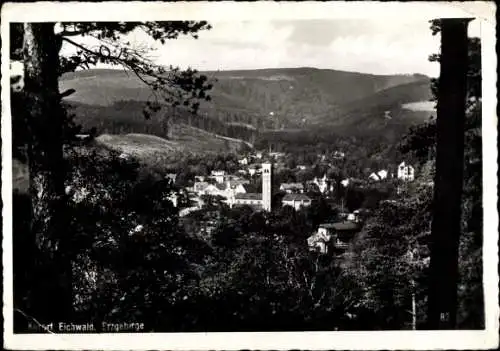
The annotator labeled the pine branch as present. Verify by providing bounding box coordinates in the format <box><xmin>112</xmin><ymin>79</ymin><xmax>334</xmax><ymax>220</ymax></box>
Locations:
<box><xmin>14</xmin><ymin>308</ymin><xmax>56</xmax><ymax>334</ymax></box>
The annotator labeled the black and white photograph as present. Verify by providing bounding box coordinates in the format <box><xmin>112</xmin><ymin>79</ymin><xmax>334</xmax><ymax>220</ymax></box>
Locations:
<box><xmin>2</xmin><ymin>1</ymin><xmax>498</xmax><ymax>350</ymax></box>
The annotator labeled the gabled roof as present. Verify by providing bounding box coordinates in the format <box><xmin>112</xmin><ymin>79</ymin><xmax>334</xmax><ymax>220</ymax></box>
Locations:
<box><xmin>280</xmin><ymin>182</ymin><xmax>304</xmax><ymax>189</ymax></box>
<box><xmin>331</xmin><ymin>221</ymin><xmax>360</xmax><ymax>231</ymax></box>
<box><xmin>282</xmin><ymin>193</ymin><xmax>312</xmax><ymax>202</ymax></box>
<box><xmin>235</xmin><ymin>193</ymin><xmax>262</xmax><ymax>200</ymax></box>
<box><xmin>228</xmin><ymin>179</ymin><xmax>250</xmax><ymax>188</ymax></box>
<box><xmin>318</xmin><ymin>221</ymin><xmax>360</xmax><ymax>231</ymax></box>
<box><xmin>318</xmin><ymin>223</ymin><xmax>338</xmax><ymax>229</ymax></box>
<box><xmin>211</xmin><ymin>170</ymin><xmax>225</xmax><ymax>175</ymax></box>
<box><xmin>215</xmin><ymin>183</ymin><xmax>226</xmax><ymax>191</ymax></box>
<box><xmin>194</xmin><ymin>181</ymin><xmax>209</xmax><ymax>190</ymax></box>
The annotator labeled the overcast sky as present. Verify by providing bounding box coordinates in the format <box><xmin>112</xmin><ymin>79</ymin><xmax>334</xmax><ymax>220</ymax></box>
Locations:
<box><xmin>62</xmin><ymin>19</ymin><xmax>482</xmax><ymax>77</ymax></box>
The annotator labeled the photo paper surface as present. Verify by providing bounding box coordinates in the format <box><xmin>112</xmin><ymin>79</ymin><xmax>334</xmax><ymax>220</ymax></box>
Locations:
<box><xmin>2</xmin><ymin>1</ymin><xmax>498</xmax><ymax>350</ymax></box>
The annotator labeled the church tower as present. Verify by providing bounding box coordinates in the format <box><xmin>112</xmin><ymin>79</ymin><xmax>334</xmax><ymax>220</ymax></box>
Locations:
<box><xmin>262</xmin><ymin>162</ymin><xmax>272</xmax><ymax>212</ymax></box>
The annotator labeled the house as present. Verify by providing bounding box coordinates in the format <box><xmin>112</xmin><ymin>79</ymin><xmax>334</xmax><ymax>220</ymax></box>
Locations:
<box><xmin>238</xmin><ymin>157</ymin><xmax>249</xmax><ymax>165</ymax></box>
<box><xmin>313</xmin><ymin>174</ymin><xmax>332</xmax><ymax>194</ymax></box>
<box><xmin>377</xmin><ymin>170</ymin><xmax>388</xmax><ymax>180</ymax></box>
<box><xmin>226</xmin><ymin>163</ymin><xmax>273</xmax><ymax>212</ymax></box>
<box><xmin>196</xmin><ymin>179</ymin><xmax>249</xmax><ymax>202</ymax></box>
<box><xmin>340</xmin><ymin>178</ymin><xmax>350</xmax><ymax>187</ymax></box>
<box><xmin>397</xmin><ymin>162</ymin><xmax>415</xmax><ymax>181</ymax></box>
<box><xmin>369</xmin><ymin>172</ymin><xmax>380</xmax><ymax>181</ymax></box>
<box><xmin>248</xmin><ymin>164</ymin><xmax>261</xmax><ymax>176</ymax></box>
<box><xmin>194</xmin><ymin>175</ymin><xmax>206</xmax><ymax>182</ymax></box>
<box><xmin>231</xmin><ymin>193</ymin><xmax>263</xmax><ymax>209</ymax></box>
<box><xmin>165</xmin><ymin>173</ymin><xmax>177</xmax><ymax>183</ymax></box>
<box><xmin>168</xmin><ymin>193</ymin><xmax>179</xmax><ymax>207</ymax></box>
<box><xmin>369</xmin><ymin>170</ymin><xmax>388</xmax><ymax>181</ymax></box>
<box><xmin>346</xmin><ymin>210</ymin><xmax>362</xmax><ymax>223</ymax></box>
<box><xmin>307</xmin><ymin>221</ymin><xmax>361</xmax><ymax>254</ymax></box>
<box><xmin>194</xmin><ymin>181</ymin><xmax>210</xmax><ymax>194</ymax></box>
<box><xmin>279</xmin><ymin>182</ymin><xmax>304</xmax><ymax>193</ymax></box>
<box><xmin>282</xmin><ymin>193</ymin><xmax>312</xmax><ymax>210</ymax></box>
<box><xmin>226</xmin><ymin>180</ymin><xmax>249</xmax><ymax>197</ymax></box>
<box><xmin>210</xmin><ymin>170</ymin><xmax>226</xmax><ymax>183</ymax></box>
<box><xmin>307</xmin><ymin>227</ymin><xmax>332</xmax><ymax>254</ymax></box>
<box><xmin>297</xmin><ymin>165</ymin><xmax>307</xmax><ymax>170</ymax></box>
<box><xmin>203</xmin><ymin>183</ymin><xmax>227</xmax><ymax>197</ymax></box>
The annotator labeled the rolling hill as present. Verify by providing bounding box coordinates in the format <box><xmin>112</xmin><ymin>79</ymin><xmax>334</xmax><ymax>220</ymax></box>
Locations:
<box><xmin>60</xmin><ymin>67</ymin><xmax>433</xmax><ymax>148</ymax></box>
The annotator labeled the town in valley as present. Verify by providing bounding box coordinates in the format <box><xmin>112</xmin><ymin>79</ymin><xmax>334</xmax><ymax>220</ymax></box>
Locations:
<box><xmin>8</xmin><ymin>13</ymin><xmax>486</xmax><ymax>336</ymax></box>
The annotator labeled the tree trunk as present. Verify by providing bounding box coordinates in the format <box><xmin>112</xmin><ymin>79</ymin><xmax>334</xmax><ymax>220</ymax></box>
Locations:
<box><xmin>23</xmin><ymin>23</ymin><xmax>73</xmax><ymax>323</ymax></box>
<box><xmin>427</xmin><ymin>18</ymin><xmax>471</xmax><ymax>329</ymax></box>
<box><xmin>411</xmin><ymin>279</ymin><xmax>417</xmax><ymax>330</ymax></box>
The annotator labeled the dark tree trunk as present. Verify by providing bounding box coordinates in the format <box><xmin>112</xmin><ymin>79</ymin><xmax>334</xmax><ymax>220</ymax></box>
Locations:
<box><xmin>23</xmin><ymin>23</ymin><xmax>73</xmax><ymax>323</ymax></box>
<box><xmin>427</xmin><ymin>18</ymin><xmax>471</xmax><ymax>329</ymax></box>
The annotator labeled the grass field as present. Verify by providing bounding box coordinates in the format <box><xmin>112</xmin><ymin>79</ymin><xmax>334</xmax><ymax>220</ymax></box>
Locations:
<box><xmin>95</xmin><ymin>123</ymin><xmax>248</xmax><ymax>158</ymax></box>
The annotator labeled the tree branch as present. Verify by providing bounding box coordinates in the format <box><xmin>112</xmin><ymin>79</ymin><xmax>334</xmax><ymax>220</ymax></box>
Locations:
<box><xmin>14</xmin><ymin>308</ymin><xmax>56</xmax><ymax>334</ymax></box>
<box><xmin>60</xmin><ymin>30</ymin><xmax>86</xmax><ymax>37</ymax></box>
<box><xmin>61</xmin><ymin>36</ymin><xmax>157</xmax><ymax>88</ymax></box>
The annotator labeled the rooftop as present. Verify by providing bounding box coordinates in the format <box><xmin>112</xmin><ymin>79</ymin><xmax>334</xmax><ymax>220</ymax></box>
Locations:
<box><xmin>194</xmin><ymin>181</ymin><xmax>209</xmax><ymax>189</ymax></box>
<box><xmin>319</xmin><ymin>221</ymin><xmax>360</xmax><ymax>231</ymax></box>
<box><xmin>235</xmin><ymin>193</ymin><xmax>262</xmax><ymax>200</ymax></box>
<box><xmin>282</xmin><ymin>193</ymin><xmax>312</xmax><ymax>202</ymax></box>
<box><xmin>332</xmin><ymin>221</ymin><xmax>360</xmax><ymax>231</ymax></box>
<box><xmin>228</xmin><ymin>179</ymin><xmax>250</xmax><ymax>188</ymax></box>
<box><xmin>214</xmin><ymin>183</ymin><xmax>226</xmax><ymax>191</ymax></box>
<box><xmin>280</xmin><ymin>182</ymin><xmax>304</xmax><ymax>189</ymax></box>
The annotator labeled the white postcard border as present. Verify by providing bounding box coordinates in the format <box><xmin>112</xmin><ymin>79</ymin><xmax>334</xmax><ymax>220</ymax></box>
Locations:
<box><xmin>2</xmin><ymin>1</ymin><xmax>498</xmax><ymax>350</ymax></box>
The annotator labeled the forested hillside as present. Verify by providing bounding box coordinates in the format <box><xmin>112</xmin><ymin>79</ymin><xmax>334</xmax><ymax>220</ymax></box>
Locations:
<box><xmin>60</xmin><ymin>67</ymin><xmax>433</xmax><ymax>150</ymax></box>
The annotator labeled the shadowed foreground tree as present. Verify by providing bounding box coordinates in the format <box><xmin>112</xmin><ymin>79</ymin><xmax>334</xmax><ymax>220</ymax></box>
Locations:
<box><xmin>400</xmin><ymin>18</ymin><xmax>483</xmax><ymax>329</ymax></box>
<box><xmin>427</xmin><ymin>18</ymin><xmax>471</xmax><ymax>329</ymax></box>
<box><xmin>11</xmin><ymin>21</ymin><xmax>212</xmax><ymax>326</ymax></box>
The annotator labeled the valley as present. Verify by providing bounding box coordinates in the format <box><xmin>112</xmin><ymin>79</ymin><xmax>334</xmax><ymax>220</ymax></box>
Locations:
<box><xmin>60</xmin><ymin>67</ymin><xmax>434</xmax><ymax>154</ymax></box>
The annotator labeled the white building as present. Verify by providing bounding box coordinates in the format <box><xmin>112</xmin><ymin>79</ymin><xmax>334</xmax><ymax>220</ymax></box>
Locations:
<box><xmin>347</xmin><ymin>210</ymin><xmax>361</xmax><ymax>223</ymax></box>
<box><xmin>210</xmin><ymin>170</ymin><xmax>226</xmax><ymax>184</ymax></box>
<box><xmin>231</xmin><ymin>193</ymin><xmax>262</xmax><ymax>208</ymax></box>
<box><xmin>194</xmin><ymin>175</ymin><xmax>206</xmax><ymax>182</ymax></box>
<box><xmin>168</xmin><ymin>193</ymin><xmax>179</xmax><ymax>207</ymax></box>
<box><xmin>340</xmin><ymin>179</ymin><xmax>350</xmax><ymax>187</ymax></box>
<box><xmin>313</xmin><ymin>174</ymin><xmax>332</xmax><ymax>194</ymax></box>
<box><xmin>165</xmin><ymin>173</ymin><xmax>177</xmax><ymax>183</ymax></box>
<box><xmin>369</xmin><ymin>170</ymin><xmax>388</xmax><ymax>181</ymax></box>
<box><xmin>377</xmin><ymin>170</ymin><xmax>388</xmax><ymax>180</ymax></box>
<box><xmin>282</xmin><ymin>193</ymin><xmax>312</xmax><ymax>210</ymax></box>
<box><xmin>238</xmin><ymin>157</ymin><xmax>249</xmax><ymax>165</ymax></box>
<box><xmin>229</xmin><ymin>163</ymin><xmax>272</xmax><ymax>212</ymax></box>
<box><xmin>397</xmin><ymin>162</ymin><xmax>415</xmax><ymax>182</ymax></box>
<box><xmin>262</xmin><ymin>163</ymin><xmax>272</xmax><ymax>212</ymax></box>
<box><xmin>369</xmin><ymin>173</ymin><xmax>380</xmax><ymax>181</ymax></box>
<box><xmin>195</xmin><ymin>179</ymin><xmax>248</xmax><ymax>200</ymax></box>
<box><xmin>307</xmin><ymin>232</ymin><xmax>331</xmax><ymax>254</ymax></box>
<box><xmin>307</xmin><ymin>222</ymin><xmax>360</xmax><ymax>254</ymax></box>
<box><xmin>248</xmin><ymin>164</ymin><xmax>262</xmax><ymax>177</ymax></box>
<box><xmin>194</xmin><ymin>181</ymin><xmax>210</xmax><ymax>194</ymax></box>
<box><xmin>279</xmin><ymin>182</ymin><xmax>304</xmax><ymax>193</ymax></box>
